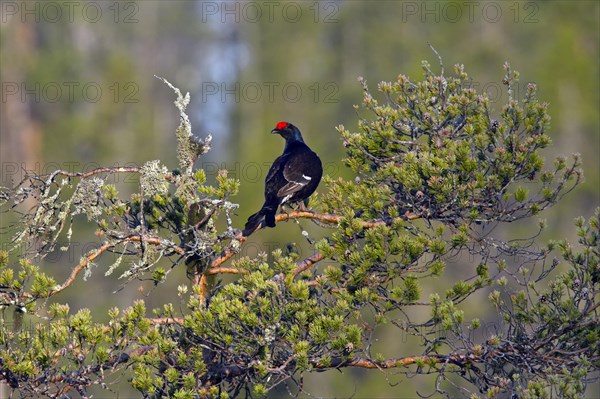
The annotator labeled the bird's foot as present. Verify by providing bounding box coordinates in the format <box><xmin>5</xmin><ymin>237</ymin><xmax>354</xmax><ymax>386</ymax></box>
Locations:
<box><xmin>280</xmin><ymin>206</ymin><xmax>291</xmax><ymax>221</ymax></box>
<box><xmin>297</xmin><ymin>202</ymin><xmax>310</xmax><ymax>212</ymax></box>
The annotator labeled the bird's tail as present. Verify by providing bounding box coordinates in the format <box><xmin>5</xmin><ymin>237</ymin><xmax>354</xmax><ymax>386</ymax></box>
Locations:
<box><xmin>243</xmin><ymin>205</ymin><xmax>276</xmax><ymax>236</ymax></box>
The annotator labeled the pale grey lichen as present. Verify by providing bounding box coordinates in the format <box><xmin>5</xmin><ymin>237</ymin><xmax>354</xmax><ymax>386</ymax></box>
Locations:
<box><xmin>83</xmin><ymin>260</ymin><xmax>96</xmax><ymax>282</ymax></box>
<box><xmin>187</xmin><ymin>228</ymin><xmax>215</xmax><ymax>256</ymax></box>
<box><xmin>140</xmin><ymin>160</ymin><xmax>170</xmax><ymax>197</ymax></box>
<box><xmin>155</xmin><ymin>76</ymin><xmax>212</xmax><ymax>176</ymax></box>
<box><xmin>105</xmin><ymin>250</ymin><xmax>125</xmax><ymax>277</ymax></box>
<box><xmin>10</xmin><ymin>177</ymin><xmax>75</xmax><ymax>255</ymax></box>
<box><xmin>221</xmin><ymin>200</ymin><xmax>240</xmax><ymax>229</ymax></box>
<box><xmin>72</xmin><ymin>177</ymin><xmax>104</xmax><ymax>221</ymax></box>
<box><xmin>0</xmin><ymin>186</ymin><xmax>10</xmax><ymax>205</ymax></box>
<box><xmin>263</xmin><ymin>324</ymin><xmax>279</xmax><ymax>363</ymax></box>
<box><xmin>174</xmin><ymin>175</ymin><xmax>201</xmax><ymax>204</ymax></box>
<box><xmin>119</xmin><ymin>243</ymin><xmax>163</xmax><ymax>281</ymax></box>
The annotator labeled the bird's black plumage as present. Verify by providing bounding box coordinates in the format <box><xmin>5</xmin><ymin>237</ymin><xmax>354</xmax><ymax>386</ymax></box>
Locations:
<box><xmin>243</xmin><ymin>122</ymin><xmax>322</xmax><ymax>236</ymax></box>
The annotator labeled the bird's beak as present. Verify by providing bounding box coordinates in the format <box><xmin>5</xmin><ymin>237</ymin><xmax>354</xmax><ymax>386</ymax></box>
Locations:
<box><xmin>271</xmin><ymin>129</ymin><xmax>280</xmax><ymax>134</ymax></box>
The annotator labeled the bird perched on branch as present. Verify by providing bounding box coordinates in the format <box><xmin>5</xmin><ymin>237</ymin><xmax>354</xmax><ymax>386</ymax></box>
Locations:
<box><xmin>243</xmin><ymin>122</ymin><xmax>322</xmax><ymax>236</ymax></box>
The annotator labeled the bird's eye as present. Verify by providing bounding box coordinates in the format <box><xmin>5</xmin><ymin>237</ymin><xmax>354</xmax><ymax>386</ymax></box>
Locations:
<box><xmin>276</xmin><ymin>121</ymin><xmax>288</xmax><ymax>130</ymax></box>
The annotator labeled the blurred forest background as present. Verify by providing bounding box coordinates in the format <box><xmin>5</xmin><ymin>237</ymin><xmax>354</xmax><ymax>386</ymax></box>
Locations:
<box><xmin>1</xmin><ymin>1</ymin><xmax>598</xmax><ymax>397</ymax></box>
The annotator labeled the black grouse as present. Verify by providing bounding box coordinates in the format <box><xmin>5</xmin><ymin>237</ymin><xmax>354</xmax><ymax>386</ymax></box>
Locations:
<box><xmin>243</xmin><ymin>122</ymin><xmax>322</xmax><ymax>236</ymax></box>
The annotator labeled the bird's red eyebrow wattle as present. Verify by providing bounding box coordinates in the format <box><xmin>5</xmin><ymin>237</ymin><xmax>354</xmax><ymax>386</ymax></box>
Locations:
<box><xmin>276</xmin><ymin>121</ymin><xmax>288</xmax><ymax>130</ymax></box>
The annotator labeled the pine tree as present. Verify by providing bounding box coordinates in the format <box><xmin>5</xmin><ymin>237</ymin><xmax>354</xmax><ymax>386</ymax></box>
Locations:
<box><xmin>0</xmin><ymin>62</ymin><xmax>597</xmax><ymax>399</ymax></box>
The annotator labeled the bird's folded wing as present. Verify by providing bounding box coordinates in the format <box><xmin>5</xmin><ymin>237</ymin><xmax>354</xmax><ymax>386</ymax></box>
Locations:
<box><xmin>277</xmin><ymin>161</ymin><xmax>313</xmax><ymax>200</ymax></box>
